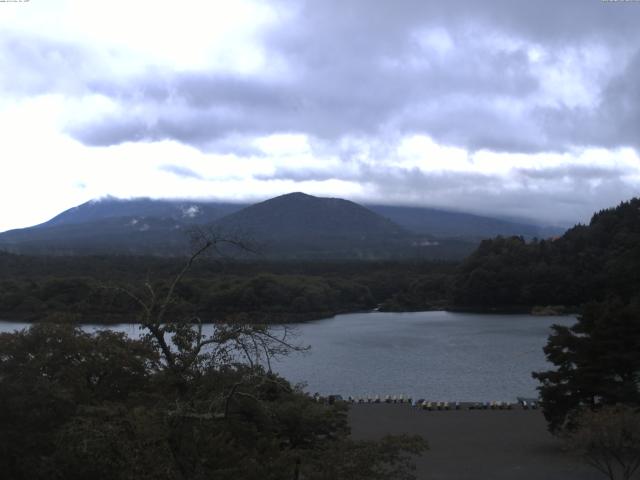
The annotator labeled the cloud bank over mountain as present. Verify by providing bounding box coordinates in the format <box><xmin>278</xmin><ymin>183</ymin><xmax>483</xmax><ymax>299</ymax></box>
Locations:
<box><xmin>1</xmin><ymin>0</ymin><xmax>640</xmax><ymax>231</ymax></box>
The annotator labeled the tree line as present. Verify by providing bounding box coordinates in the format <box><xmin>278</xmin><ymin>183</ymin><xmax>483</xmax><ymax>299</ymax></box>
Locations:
<box><xmin>0</xmin><ymin>254</ymin><xmax>455</xmax><ymax>322</ymax></box>
<box><xmin>451</xmin><ymin>198</ymin><xmax>640</xmax><ymax>310</ymax></box>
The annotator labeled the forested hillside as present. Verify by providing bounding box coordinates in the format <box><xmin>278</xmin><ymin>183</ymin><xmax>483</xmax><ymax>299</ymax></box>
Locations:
<box><xmin>0</xmin><ymin>253</ymin><xmax>454</xmax><ymax>322</ymax></box>
<box><xmin>451</xmin><ymin>198</ymin><xmax>640</xmax><ymax>309</ymax></box>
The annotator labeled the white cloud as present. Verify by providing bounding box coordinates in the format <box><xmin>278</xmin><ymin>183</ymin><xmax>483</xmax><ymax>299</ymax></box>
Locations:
<box><xmin>0</xmin><ymin>0</ymin><xmax>278</xmax><ymax>73</ymax></box>
<box><xmin>395</xmin><ymin>135</ymin><xmax>470</xmax><ymax>172</ymax></box>
<box><xmin>2</xmin><ymin>0</ymin><xmax>640</xmax><ymax>233</ymax></box>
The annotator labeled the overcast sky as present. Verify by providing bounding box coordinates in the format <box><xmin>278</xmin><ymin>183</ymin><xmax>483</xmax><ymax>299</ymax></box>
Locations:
<box><xmin>2</xmin><ymin>0</ymin><xmax>640</xmax><ymax>232</ymax></box>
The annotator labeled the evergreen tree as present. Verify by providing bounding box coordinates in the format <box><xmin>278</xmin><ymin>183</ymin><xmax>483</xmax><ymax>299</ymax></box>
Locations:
<box><xmin>533</xmin><ymin>298</ymin><xmax>640</xmax><ymax>433</ymax></box>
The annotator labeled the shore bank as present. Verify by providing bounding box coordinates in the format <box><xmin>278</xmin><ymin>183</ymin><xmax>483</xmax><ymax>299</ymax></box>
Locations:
<box><xmin>348</xmin><ymin>404</ymin><xmax>600</xmax><ymax>480</ymax></box>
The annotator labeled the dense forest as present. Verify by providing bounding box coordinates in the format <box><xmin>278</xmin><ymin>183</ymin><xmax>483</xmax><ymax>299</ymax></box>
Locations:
<box><xmin>0</xmin><ymin>253</ymin><xmax>455</xmax><ymax>323</ymax></box>
<box><xmin>450</xmin><ymin>198</ymin><xmax>640</xmax><ymax>310</ymax></box>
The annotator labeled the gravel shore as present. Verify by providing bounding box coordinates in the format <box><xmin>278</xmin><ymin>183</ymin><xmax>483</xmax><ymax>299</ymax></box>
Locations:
<box><xmin>349</xmin><ymin>404</ymin><xmax>603</xmax><ymax>480</ymax></box>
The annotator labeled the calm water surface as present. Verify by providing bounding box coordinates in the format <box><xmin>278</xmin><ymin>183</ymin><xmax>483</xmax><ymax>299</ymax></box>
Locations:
<box><xmin>0</xmin><ymin>311</ymin><xmax>575</xmax><ymax>401</ymax></box>
<box><xmin>273</xmin><ymin>311</ymin><xmax>576</xmax><ymax>401</ymax></box>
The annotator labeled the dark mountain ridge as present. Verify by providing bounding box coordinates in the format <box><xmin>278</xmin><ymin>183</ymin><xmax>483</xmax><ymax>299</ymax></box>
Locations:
<box><xmin>0</xmin><ymin>198</ymin><xmax>246</xmax><ymax>256</ymax></box>
<box><xmin>367</xmin><ymin>204</ymin><xmax>564</xmax><ymax>240</ymax></box>
<box><xmin>0</xmin><ymin>193</ymin><xmax>561</xmax><ymax>259</ymax></box>
<box><xmin>40</xmin><ymin>197</ymin><xmax>245</xmax><ymax>228</ymax></box>
<box><xmin>213</xmin><ymin>192</ymin><xmax>424</xmax><ymax>259</ymax></box>
<box><xmin>218</xmin><ymin>192</ymin><xmax>406</xmax><ymax>240</ymax></box>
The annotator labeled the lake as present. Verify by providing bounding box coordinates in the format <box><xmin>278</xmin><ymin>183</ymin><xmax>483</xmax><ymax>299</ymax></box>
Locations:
<box><xmin>0</xmin><ymin>311</ymin><xmax>575</xmax><ymax>402</ymax></box>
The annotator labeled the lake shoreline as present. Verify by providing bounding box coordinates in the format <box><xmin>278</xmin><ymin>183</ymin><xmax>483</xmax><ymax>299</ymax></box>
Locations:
<box><xmin>0</xmin><ymin>308</ymin><xmax>362</xmax><ymax>325</ymax></box>
<box><xmin>0</xmin><ymin>304</ymin><xmax>578</xmax><ymax>325</ymax></box>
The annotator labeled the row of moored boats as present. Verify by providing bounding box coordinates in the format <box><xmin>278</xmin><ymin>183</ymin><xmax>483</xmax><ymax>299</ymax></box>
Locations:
<box><xmin>322</xmin><ymin>394</ymin><xmax>539</xmax><ymax>410</ymax></box>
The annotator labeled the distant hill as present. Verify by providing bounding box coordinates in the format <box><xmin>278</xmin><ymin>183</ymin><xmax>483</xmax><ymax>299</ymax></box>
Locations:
<box><xmin>219</xmin><ymin>193</ymin><xmax>404</xmax><ymax>239</ymax></box>
<box><xmin>451</xmin><ymin>197</ymin><xmax>640</xmax><ymax>309</ymax></box>
<box><xmin>214</xmin><ymin>192</ymin><xmax>426</xmax><ymax>259</ymax></box>
<box><xmin>39</xmin><ymin>197</ymin><xmax>245</xmax><ymax>228</ymax></box>
<box><xmin>367</xmin><ymin>204</ymin><xmax>564</xmax><ymax>240</ymax></box>
<box><xmin>0</xmin><ymin>193</ymin><xmax>561</xmax><ymax>259</ymax></box>
<box><xmin>0</xmin><ymin>198</ymin><xmax>246</xmax><ymax>256</ymax></box>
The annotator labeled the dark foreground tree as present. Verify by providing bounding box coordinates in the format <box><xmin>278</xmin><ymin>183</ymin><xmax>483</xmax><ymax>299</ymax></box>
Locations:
<box><xmin>566</xmin><ymin>405</ymin><xmax>640</xmax><ymax>480</ymax></box>
<box><xmin>533</xmin><ymin>298</ymin><xmax>640</xmax><ymax>433</ymax></box>
<box><xmin>0</xmin><ymin>323</ymin><xmax>157</xmax><ymax>479</ymax></box>
<box><xmin>0</xmin><ymin>322</ymin><xmax>428</xmax><ymax>480</ymax></box>
<box><xmin>0</xmin><ymin>232</ymin><xmax>427</xmax><ymax>479</ymax></box>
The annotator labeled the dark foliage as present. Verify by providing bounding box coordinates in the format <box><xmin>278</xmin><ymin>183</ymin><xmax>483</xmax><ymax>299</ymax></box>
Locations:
<box><xmin>566</xmin><ymin>405</ymin><xmax>640</xmax><ymax>480</ymax></box>
<box><xmin>0</xmin><ymin>254</ymin><xmax>456</xmax><ymax>322</ymax></box>
<box><xmin>533</xmin><ymin>299</ymin><xmax>640</xmax><ymax>433</ymax></box>
<box><xmin>452</xmin><ymin>198</ymin><xmax>640</xmax><ymax>309</ymax></box>
<box><xmin>0</xmin><ymin>323</ymin><xmax>427</xmax><ymax>480</ymax></box>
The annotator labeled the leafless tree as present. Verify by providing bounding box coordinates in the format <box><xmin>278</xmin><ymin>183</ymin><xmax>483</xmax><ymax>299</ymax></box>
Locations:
<box><xmin>113</xmin><ymin>227</ymin><xmax>307</xmax><ymax>379</ymax></box>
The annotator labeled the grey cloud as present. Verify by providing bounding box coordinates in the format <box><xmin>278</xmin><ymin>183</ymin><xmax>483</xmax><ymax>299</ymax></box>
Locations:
<box><xmin>399</xmin><ymin>100</ymin><xmax>547</xmax><ymax>153</ymax></box>
<box><xmin>6</xmin><ymin>0</ymin><xmax>640</xmax><ymax>157</ymax></box>
<box><xmin>71</xmin><ymin>71</ymin><xmax>311</xmax><ymax>148</ymax></box>
<box><xmin>595</xmin><ymin>50</ymin><xmax>640</xmax><ymax>149</ymax></box>
<box><xmin>360</xmin><ymin>165</ymin><xmax>503</xmax><ymax>197</ymax></box>
<box><xmin>524</xmin><ymin>49</ymin><xmax>640</xmax><ymax>152</ymax></box>
<box><xmin>202</xmin><ymin>135</ymin><xmax>267</xmax><ymax>157</ymax></box>
<box><xmin>515</xmin><ymin>165</ymin><xmax>629</xmax><ymax>181</ymax></box>
<box><xmin>5</xmin><ymin>1</ymin><xmax>640</xmax><ymax>227</ymax></box>
<box><xmin>70</xmin><ymin>103</ymin><xmax>292</xmax><ymax>148</ymax></box>
<box><xmin>71</xmin><ymin>116</ymin><xmax>153</xmax><ymax>146</ymax></box>
<box><xmin>87</xmin><ymin>72</ymin><xmax>294</xmax><ymax>111</ymax></box>
<box><xmin>269</xmin><ymin>0</ymin><xmax>640</xmax><ymax>47</ymax></box>
<box><xmin>0</xmin><ymin>32</ymin><xmax>93</xmax><ymax>96</ymax></box>
<box><xmin>254</xmin><ymin>169</ymin><xmax>335</xmax><ymax>183</ymax></box>
<box><xmin>63</xmin><ymin>0</ymin><xmax>548</xmax><ymax>152</ymax></box>
<box><xmin>67</xmin><ymin>42</ymin><xmax>541</xmax><ymax>152</ymax></box>
<box><xmin>255</xmin><ymin>166</ymin><xmax>363</xmax><ymax>183</ymax></box>
<box><xmin>159</xmin><ymin>164</ymin><xmax>204</xmax><ymax>180</ymax></box>
<box><xmin>363</xmin><ymin>164</ymin><xmax>639</xmax><ymax>225</ymax></box>
<box><xmin>254</xmin><ymin>159</ymin><xmax>500</xmax><ymax>188</ymax></box>
<box><xmin>252</xmin><ymin>160</ymin><xmax>639</xmax><ymax>225</ymax></box>
<box><xmin>261</xmin><ymin>0</ymin><xmax>640</xmax><ymax>153</ymax></box>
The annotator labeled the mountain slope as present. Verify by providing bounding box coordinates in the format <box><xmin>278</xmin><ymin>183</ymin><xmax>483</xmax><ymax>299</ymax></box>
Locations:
<box><xmin>0</xmin><ymin>194</ymin><xmax>415</xmax><ymax>257</ymax></box>
<box><xmin>0</xmin><ymin>217</ymin><xmax>191</xmax><ymax>255</ymax></box>
<box><xmin>40</xmin><ymin>197</ymin><xmax>245</xmax><ymax>228</ymax></box>
<box><xmin>452</xmin><ymin>197</ymin><xmax>640</xmax><ymax>308</ymax></box>
<box><xmin>0</xmin><ymin>198</ymin><xmax>246</xmax><ymax>255</ymax></box>
<box><xmin>217</xmin><ymin>192</ymin><xmax>406</xmax><ymax>241</ymax></box>
<box><xmin>213</xmin><ymin>192</ymin><xmax>421</xmax><ymax>258</ymax></box>
<box><xmin>367</xmin><ymin>204</ymin><xmax>564</xmax><ymax>239</ymax></box>
<box><xmin>0</xmin><ymin>193</ymin><xmax>561</xmax><ymax>259</ymax></box>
